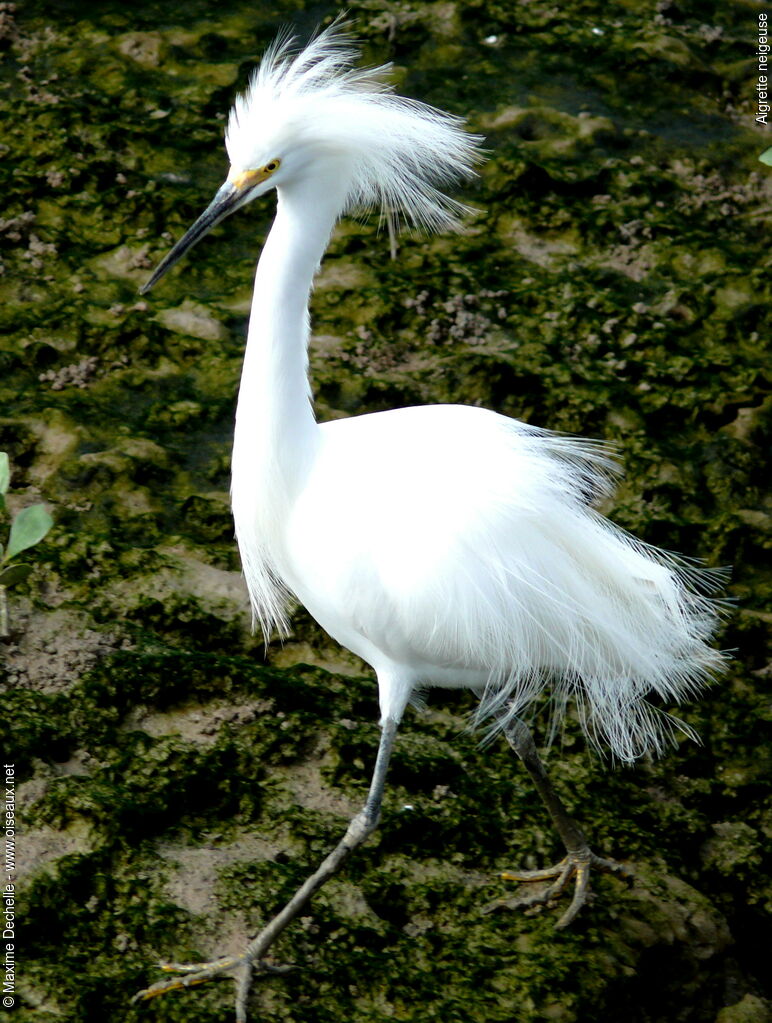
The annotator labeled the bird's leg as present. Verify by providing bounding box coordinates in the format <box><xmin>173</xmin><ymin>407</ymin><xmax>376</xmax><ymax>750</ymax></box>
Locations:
<box><xmin>134</xmin><ymin>716</ymin><xmax>400</xmax><ymax>1023</ymax></box>
<box><xmin>498</xmin><ymin>718</ymin><xmax>629</xmax><ymax>928</ymax></box>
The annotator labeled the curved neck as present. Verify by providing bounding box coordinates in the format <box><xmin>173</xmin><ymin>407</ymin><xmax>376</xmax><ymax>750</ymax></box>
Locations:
<box><xmin>233</xmin><ymin>180</ymin><xmax>343</xmax><ymax>495</ymax></box>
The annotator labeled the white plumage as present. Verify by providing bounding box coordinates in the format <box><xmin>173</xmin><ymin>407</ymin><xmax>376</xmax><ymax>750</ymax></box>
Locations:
<box><xmin>136</xmin><ymin>24</ymin><xmax>727</xmax><ymax>1015</ymax></box>
<box><xmin>269</xmin><ymin>404</ymin><xmax>722</xmax><ymax>762</ymax></box>
<box><xmin>217</xmin><ymin>26</ymin><xmax>724</xmax><ymax>762</ymax></box>
<box><xmin>138</xmin><ymin>19</ymin><xmax>727</xmax><ymax>762</ymax></box>
<box><xmin>225</xmin><ymin>27</ymin><xmax>477</xmax><ymax>232</ymax></box>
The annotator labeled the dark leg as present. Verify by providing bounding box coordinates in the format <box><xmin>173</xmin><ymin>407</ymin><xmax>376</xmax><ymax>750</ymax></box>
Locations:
<box><xmin>134</xmin><ymin>716</ymin><xmax>400</xmax><ymax>1023</ymax></box>
<box><xmin>500</xmin><ymin>718</ymin><xmax>629</xmax><ymax>928</ymax></box>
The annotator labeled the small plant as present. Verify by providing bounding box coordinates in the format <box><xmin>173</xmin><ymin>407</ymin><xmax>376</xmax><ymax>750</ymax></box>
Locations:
<box><xmin>0</xmin><ymin>451</ymin><xmax>53</xmax><ymax>638</ymax></box>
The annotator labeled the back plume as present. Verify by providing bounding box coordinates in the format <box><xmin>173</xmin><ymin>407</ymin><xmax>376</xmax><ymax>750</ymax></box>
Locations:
<box><xmin>225</xmin><ymin>22</ymin><xmax>483</xmax><ymax>231</ymax></box>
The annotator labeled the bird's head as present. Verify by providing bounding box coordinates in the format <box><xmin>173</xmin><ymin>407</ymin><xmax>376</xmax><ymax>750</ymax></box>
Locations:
<box><xmin>140</xmin><ymin>22</ymin><xmax>482</xmax><ymax>294</ymax></box>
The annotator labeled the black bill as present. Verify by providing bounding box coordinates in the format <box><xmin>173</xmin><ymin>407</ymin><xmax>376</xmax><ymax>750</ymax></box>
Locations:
<box><xmin>140</xmin><ymin>180</ymin><xmax>249</xmax><ymax>295</ymax></box>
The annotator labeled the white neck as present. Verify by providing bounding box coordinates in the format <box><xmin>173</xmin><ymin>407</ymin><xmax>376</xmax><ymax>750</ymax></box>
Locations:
<box><xmin>230</xmin><ymin>176</ymin><xmax>345</xmax><ymax>634</ymax></box>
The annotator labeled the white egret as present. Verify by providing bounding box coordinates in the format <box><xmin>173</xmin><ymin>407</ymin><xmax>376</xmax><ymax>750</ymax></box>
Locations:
<box><xmin>135</xmin><ymin>23</ymin><xmax>725</xmax><ymax>1021</ymax></box>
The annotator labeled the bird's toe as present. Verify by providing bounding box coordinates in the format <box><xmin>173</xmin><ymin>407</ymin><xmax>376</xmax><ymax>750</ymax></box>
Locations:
<box><xmin>487</xmin><ymin>850</ymin><xmax>631</xmax><ymax>926</ymax></box>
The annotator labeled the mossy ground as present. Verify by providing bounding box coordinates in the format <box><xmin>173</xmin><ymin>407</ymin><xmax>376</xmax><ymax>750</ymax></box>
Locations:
<box><xmin>1</xmin><ymin>1</ymin><xmax>770</xmax><ymax>1021</ymax></box>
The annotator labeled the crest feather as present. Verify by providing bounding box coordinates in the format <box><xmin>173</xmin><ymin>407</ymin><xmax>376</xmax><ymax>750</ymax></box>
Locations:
<box><xmin>225</xmin><ymin>22</ymin><xmax>483</xmax><ymax>231</ymax></box>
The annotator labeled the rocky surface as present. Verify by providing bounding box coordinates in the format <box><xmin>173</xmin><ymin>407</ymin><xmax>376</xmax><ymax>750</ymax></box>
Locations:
<box><xmin>1</xmin><ymin>1</ymin><xmax>770</xmax><ymax>1021</ymax></box>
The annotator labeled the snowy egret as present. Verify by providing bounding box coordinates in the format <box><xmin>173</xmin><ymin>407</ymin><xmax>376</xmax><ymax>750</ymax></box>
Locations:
<box><xmin>135</xmin><ymin>23</ymin><xmax>725</xmax><ymax>1020</ymax></box>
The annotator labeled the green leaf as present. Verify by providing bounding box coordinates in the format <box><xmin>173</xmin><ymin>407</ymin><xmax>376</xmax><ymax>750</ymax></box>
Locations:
<box><xmin>0</xmin><ymin>564</ymin><xmax>32</xmax><ymax>587</ymax></box>
<box><xmin>5</xmin><ymin>504</ymin><xmax>53</xmax><ymax>561</ymax></box>
<box><xmin>759</xmin><ymin>147</ymin><xmax>772</xmax><ymax>166</ymax></box>
<box><xmin>0</xmin><ymin>453</ymin><xmax>8</xmax><ymax>496</ymax></box>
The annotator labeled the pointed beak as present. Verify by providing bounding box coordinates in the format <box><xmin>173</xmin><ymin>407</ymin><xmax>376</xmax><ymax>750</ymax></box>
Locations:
<box><xmin>140</xmin><ymin>170</ymin><xmax>269</xmax><ymax>295</ymax></box>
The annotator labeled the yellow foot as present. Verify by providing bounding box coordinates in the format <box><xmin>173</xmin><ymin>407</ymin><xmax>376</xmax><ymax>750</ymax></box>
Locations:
<box><xmin>133</xmin><ymin>954</ymin><xmax>296</xmax><ymax>1023</ymax></box>
<box><xmin>490</xmin><ymin>851</ymin><xmax>631</xmax><ymax>929</ymax></box>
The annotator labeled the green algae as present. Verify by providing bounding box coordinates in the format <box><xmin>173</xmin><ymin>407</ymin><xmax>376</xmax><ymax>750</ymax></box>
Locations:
<box><xmin>1</xmin><ymin>0</ymin><xmax>770</xmax><ymax>1021</ymax></box>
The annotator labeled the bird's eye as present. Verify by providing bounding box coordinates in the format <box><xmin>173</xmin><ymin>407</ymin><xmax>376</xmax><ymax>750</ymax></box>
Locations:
<box><xmin>264</xmin><ymin>159</ymin><xmax>280</xmax><ymax>173</ymax></box>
